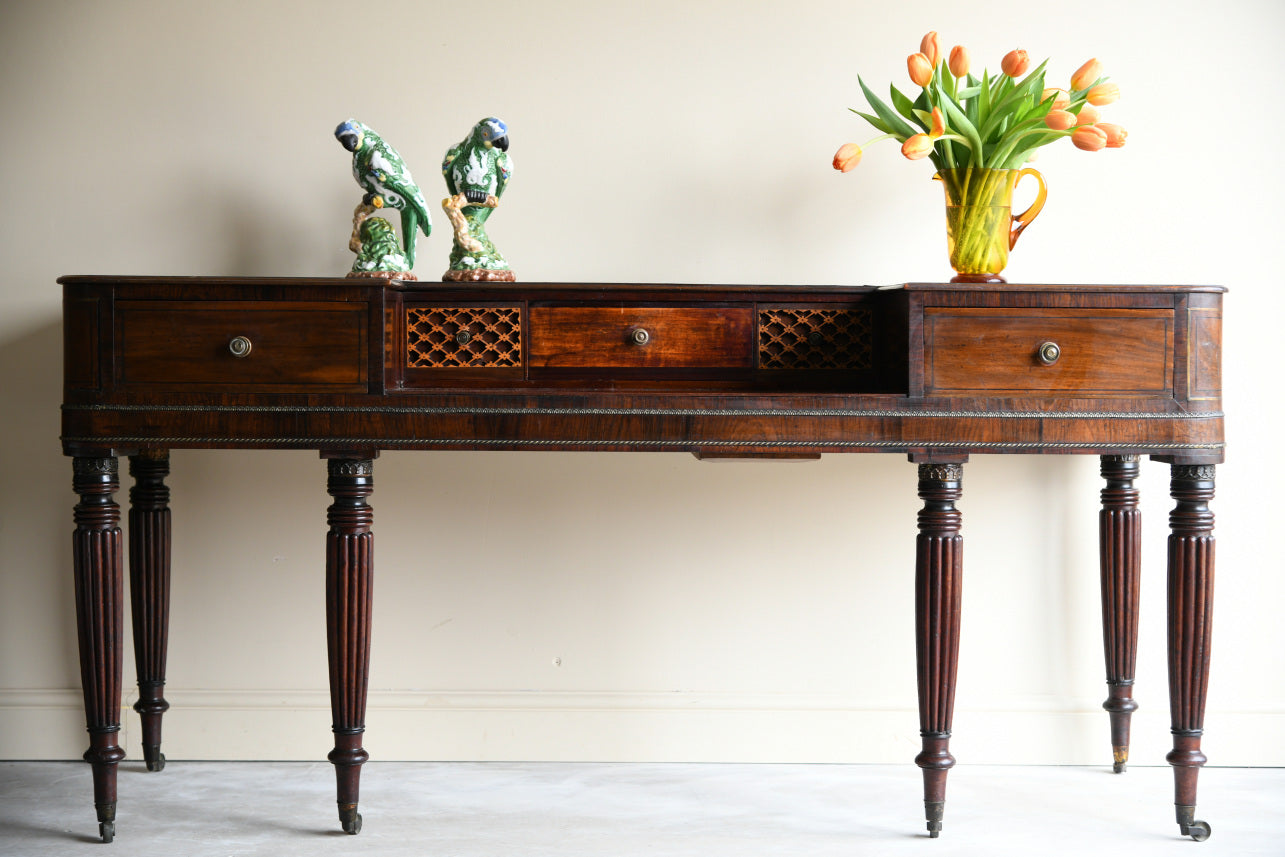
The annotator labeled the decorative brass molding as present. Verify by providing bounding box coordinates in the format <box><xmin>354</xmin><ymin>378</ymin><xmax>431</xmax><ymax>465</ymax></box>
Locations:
<box><xmin>1172</xmin><ymin>464</ymin><xmax>1216</xmax><ymax>481</ymax></box>
<box><xmin>64</xmin><ymin>435</ymin><xmax>1226</xmax><ymax>453</ymax></box>
<box><xmin>328</xmin><ymin>459</ymin><xmax>375</xmax><ymax>478</ymax></box>
<box><xmin>73</xmin><ymin>457</ymin><xmax>118</xmax><ymax>477</ymax></box>
<box><xmin>918</xmin><ymin>463</ymin><xmax>964</xmax><ymax>482</ymax></box>
<box><xmin>64</xmin><ymin>403</ymin><xmax>1226</xmax><ymax>421</ymax></box>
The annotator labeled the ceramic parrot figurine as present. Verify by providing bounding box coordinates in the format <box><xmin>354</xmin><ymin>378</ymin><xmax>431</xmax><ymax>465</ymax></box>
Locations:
<box><xmin>335</xmin><ymin>119</ymin><xmax>431</xmax><ymax>269</ymax></box>
<box><xmin>441</xmin><ymin>117</ymin><xmax>514</xmax><ymax>281</ymax></box>
<box><xmin>349</xmin><ymin>217</ymin><xmax>412</xmax><ymax>276</ymax></box>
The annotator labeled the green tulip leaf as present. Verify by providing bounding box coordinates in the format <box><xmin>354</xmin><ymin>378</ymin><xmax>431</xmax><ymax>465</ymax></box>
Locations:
<box><xmin>890</xmin><ymin>84</ymin><xmax>920</xmax><ymax>126</ymax></box>
<box><xmin>939</xmin><ymin>97</ymin><xmax>983</xmax><ymax>162</ymax></box>
<box><xmin>859</xmin><ymin>76</ymin><xmax>918</xmax><ymax>140</ymax></box>
<box><xmin>849</xmin><ymin>108</ymin><xmax>893</xmax><ymax>135</ymax></box>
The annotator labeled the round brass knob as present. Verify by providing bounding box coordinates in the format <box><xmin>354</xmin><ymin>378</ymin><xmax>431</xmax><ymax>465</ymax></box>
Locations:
<box><xmin>455</xmin><ymin>330</ymin><xmax>473</xmax><ymax>345</ymax></box>
<box><xmin>630</xmin><ymin>328</ymin><xmax>651</xmax><ymax>345</ymax></box>
<box><xmin>228</xmin><ymin>336</ymin><xmax>253</xmax><ymax>358</ymax></box>
<box><xmin>1036</xmin><ymin>341</ymin><xmax>1061</xmax><ymax>365</ymax></box>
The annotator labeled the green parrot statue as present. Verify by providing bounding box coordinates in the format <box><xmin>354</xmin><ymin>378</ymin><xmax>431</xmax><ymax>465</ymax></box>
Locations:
<box><xmin>349</xmin><ymin>217</ymin><xmax>412</xmax><ymax>276</ymax></box>
<box><xmin>335</xmin><ymin>119</ymin><xmax>431</xmax><ymax>269</ymax></box>
<box><xmin>441</xmin><ymin>117</ymin><xmax>514</xmax><ymax>281</ymax></box>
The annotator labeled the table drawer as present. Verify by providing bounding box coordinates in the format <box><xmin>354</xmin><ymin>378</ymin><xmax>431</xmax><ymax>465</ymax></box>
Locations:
<box><xmin>529</xmin><ymin>305</ymin><xmax>754</xmax><ymax>369</ymax></box>
<box><xmin>923</xmin><ymin>307</ymin><xmax>1173</xmax><ymax>396</ymax></box>
<box><xmin>116</xmin><ymin>300</ymin><xmax>369</xmax><ymax>391</ymax></box>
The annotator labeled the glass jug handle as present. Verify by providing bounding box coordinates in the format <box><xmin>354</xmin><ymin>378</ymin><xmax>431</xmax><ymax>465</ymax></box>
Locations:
<box><xmin>1009</xmin><ymin>168</ymin><xmax>1047</xmax><ymax>250</ymax></box>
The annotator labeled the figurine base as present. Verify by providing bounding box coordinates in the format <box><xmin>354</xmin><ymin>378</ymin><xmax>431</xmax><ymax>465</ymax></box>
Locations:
<box><xmin>443</xmin><ymin>269</ymin><xmax>516</xmax><ymax>283</ymax></box>
<box><xmin>348</xmin><ymin>271</ymin><xmax>417</xmax><ymax>280</ymax></box>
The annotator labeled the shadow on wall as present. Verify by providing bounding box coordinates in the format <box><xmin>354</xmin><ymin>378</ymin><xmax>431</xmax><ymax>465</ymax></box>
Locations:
<box><xmin>176</xmin><ymin>175</ymin><xmax>353</xmax><ymax>277</ymax></box>
<box><xmin>0</xmin><ymin>317</ymin><xmax>87</xmax><ymax>728</ymax></box>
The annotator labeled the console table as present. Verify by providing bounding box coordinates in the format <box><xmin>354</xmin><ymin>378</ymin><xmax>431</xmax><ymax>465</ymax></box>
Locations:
<box><xmin>59</xmin><ymin>277</ymin><xmax>1224</xmax><ymax>843</ymax></box>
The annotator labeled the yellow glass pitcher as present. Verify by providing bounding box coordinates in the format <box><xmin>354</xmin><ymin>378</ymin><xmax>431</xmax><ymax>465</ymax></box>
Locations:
<box><xmin>935</xmin><ymin>167</ymin><xmax>1047</xmax><ymax>283</ymax></box>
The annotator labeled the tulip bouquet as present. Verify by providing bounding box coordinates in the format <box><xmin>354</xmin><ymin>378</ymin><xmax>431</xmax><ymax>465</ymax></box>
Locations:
<box><xmin>832</xmin><ymin>33</ymin><xmax>1125</xmax><ymax>281</ymax></box>
<box><xmin>833</xmin><ymin>32</ymin><xmax>1125</xmax><ymax>174</ymax></box>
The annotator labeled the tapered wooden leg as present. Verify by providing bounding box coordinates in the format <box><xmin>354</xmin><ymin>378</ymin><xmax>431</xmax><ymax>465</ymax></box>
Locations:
<box><xmin>129</xmin><ymin>451</ymin><xmax>172</xmax><ymax>772</ymax></box>
<box><xmin>72</xmin><ymin>456</ymin><xmax>127</xmax><ymax>843</ymax></box>
<box><xmin>911</xmin><ymin>457</ymin><xmax>965</xmax><ymax>838</ymax></box>
<box><xmin>1099</xmin><ymin>455</ymin><xmax>1141</xmax><ymax>773</ymax></box>
<box><xmin>1165</xmin><ymin>463</ymin><xmax>1216</xmax><ymax>842</ymax></box>
<box><xmin>324</xmin><ymin>455</ymin><xmax>375</xmax><ymax>835</ymax></box>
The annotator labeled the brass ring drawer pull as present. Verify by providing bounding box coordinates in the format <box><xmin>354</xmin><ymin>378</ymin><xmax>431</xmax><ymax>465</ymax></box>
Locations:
<box><xmin>629</xmin><ymin>328</ymin><xmax>651</xmax><ymax>345</ymax></box>
<box><xmin>228</xmin><ymin>336</ymin><xmax>253</xmax><ymax>358</ymax></box>
<box><xmin>1036</xmin><ymin>341</ymin><xmax>1061</xmax><ymax>366</ymax></box>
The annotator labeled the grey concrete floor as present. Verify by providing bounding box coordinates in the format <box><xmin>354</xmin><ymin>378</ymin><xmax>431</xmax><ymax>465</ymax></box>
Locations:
<box><xmin>1</xmin><ymin>761</ymin><xmax>1281</xmax><ymax>856</ymax></box>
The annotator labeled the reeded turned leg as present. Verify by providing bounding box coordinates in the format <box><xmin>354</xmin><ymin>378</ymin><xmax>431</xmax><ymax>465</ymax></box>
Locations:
<box><xmin>1099</xmin><ymin>455</ymin><xmax>1141</xmax><ymax>773</ymax></box>
<box><xmin>72</xmin><ymin>456</ymin><xmax>127</xmax><ymax>843</ymax></box>
<box><xmin>129</xmin><ymin>451</ymin><xmax>172</xmax><ymax>772</ymax></box>
<box><xmin>1165</xmin><ymin>463</ymin><xmax>1216</xmax><ymax>842</ymax></box>
<box><xmin>911</xmin><ymin>457</ymin><xmax>965</xmax><ymax>838</ymax></box>
<box><xmin>324</xmin><ymin>455</ymin><xmax>376</xmax><ymax>835</ymax></box>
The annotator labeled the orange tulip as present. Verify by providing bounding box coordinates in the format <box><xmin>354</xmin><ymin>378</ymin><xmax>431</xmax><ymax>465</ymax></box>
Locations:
<box><xmin>1001</xmin><ymin>49</ymin><xmax>1029</xmax><ymax>77</ymax></box>
<box><xmin>901</xmin><ymin>134</ymin><xmax>935</xmax><ymax>160</ymax></box>
<box><xmin>1097</xmin><ymin>123</ymin><xmax>1128</xmax><ymax>148</ymax></box>
<box><xmin>832</xmin><ymin>142</ymin><xmax>863</xmax><ymax>172</ymax></box>
<box><xmin>1087</xmin><ymin>82</ymin><xmax>1120</xmax><ymax>106</ymax></box>
<box><xmin>1072</xmin><ymin>125</ymin><xmax>1108</xmax><ymax>151</ymax></box>
<box><xmin>907</xmin><ymin>52</ymin><xmax>934</xmax><ymax>87</ymax></box>
<box><xmin>948</xmin><ymin>45</ymin><xmax>970</xmax><ymax>78</ymax></box>
<box><xmin>920</xmin><ymin>31</ymin><xmax>941</xmax><ymax>67</ymax></box>
<box><xmin>928</xmin><ymin>107</ymin><xmax>946</xmax><ymax>138</ymax></box>
<box><xmin>1075</xmin><ymin>104</ymin><xmax>1100</xmax><ymax>126</ymax></box>
<box><xmin>1071</xmin><ymin>58</ymin><xmax>1103</xmax><ymax>92</ymax></box>
<box><xmin>1045</xmin><ymin>110</ymin><xmax>1076</xmax><ymax>131</ymax></box>
<box><xmin>1042</xmin><ymin>88</ymin><xmax>1070</xmax><ymax>111</ymax></box>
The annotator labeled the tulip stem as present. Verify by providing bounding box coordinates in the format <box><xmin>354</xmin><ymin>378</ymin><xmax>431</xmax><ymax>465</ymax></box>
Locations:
<box><xmin>941</xmin><ymin>167</ymin><xmax>1016</xmax><ymax>277</ymax></box>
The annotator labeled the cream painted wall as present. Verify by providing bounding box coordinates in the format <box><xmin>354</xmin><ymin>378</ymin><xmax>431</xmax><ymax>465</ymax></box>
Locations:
<box><xmin>1</xmin><ymin>0</ymin><xmax>1281</xmax><ymax>767</ymax></box>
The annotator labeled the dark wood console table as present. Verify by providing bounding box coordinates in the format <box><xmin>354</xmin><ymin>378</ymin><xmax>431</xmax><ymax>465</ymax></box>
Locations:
<box><xmin>60</xmin><ymin>277</ymin><xmax>1224</xmax><ymax>843</ymax></box>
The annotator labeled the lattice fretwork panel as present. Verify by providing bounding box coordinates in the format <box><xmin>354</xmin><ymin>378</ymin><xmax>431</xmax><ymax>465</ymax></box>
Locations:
<box><xmin>758</xmin><ymin>308</ymin><xmax>873</xmax><ymax>370</ymax></box>
<box><xmin>407</xmin><ymin>307</ymin><xmax>523</xmax><ymax>368</ymax></box>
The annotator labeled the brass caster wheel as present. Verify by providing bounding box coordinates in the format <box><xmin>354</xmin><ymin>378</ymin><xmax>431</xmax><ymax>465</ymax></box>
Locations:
<box><xmin>338</xmin><ymin>803</ymin><xmax>363</xmax><ymax>834</ymax></box>
<box><xmin>1112</xmin><ymin>761</ymin><xmax>1127</xmax><ymax>774</ymax></box>
<box><xmin>1182</xmin><ymin>820</ymin><xmax>1211</xmax><ymax>842</ymax></box>
<box><xmin>1176</xmin><ymin>806</ymin><xmax>1211</xmax><ymax>842</ymax></box>
<box><xmin>145</xmin><ymin>752</ymin><xmax>166</xmax><ymax>772</ymax></box>
<box><xmin>99</xmin><ymin>821</ymin><xmax>115</xmax><ymax>843</ymax></box>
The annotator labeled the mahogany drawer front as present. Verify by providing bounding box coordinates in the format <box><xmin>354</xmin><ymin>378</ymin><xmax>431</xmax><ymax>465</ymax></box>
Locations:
<box><xmin>116</xmin><ymin>300</ymin><xmax>369</xmax><ymax>391</ymax></box>
<box><xmin>528</xmin><ymin>305</ymin><xmax>755</xmax><ymax>368</ymax></box>
<box><xmin>923</xmin><ymin>307</ymin><xmax>1173</xmax><ymax>396</ymax></box>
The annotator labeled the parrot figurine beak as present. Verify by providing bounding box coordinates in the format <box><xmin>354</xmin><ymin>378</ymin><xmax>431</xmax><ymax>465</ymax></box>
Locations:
<box><xmin>335</xmin><ymin>120</ymin><xmax>363</xmax><ymax>152</ymax></box>
<box><xmin>477</xmin><ymin>118</ymin><xmax>509</xmax><ymax>152</ymax></box>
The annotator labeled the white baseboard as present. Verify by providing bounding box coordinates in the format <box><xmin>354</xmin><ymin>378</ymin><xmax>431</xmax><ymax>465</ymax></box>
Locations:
<box><xmin>2</xmin><ymin>688</ymin><xmax>1278</xmax><ymax>766</ymax></box>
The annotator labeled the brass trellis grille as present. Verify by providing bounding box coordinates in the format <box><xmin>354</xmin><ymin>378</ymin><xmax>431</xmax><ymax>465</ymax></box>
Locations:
<box><xmin>407</xmin><ymin>307</ymin><xmax>523</xmax><ymax>368</ymax></box>
<box><xmin>758</xmin><ymin>308</ymin><xmax>873</xmax><ymax>370</ymax></box>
